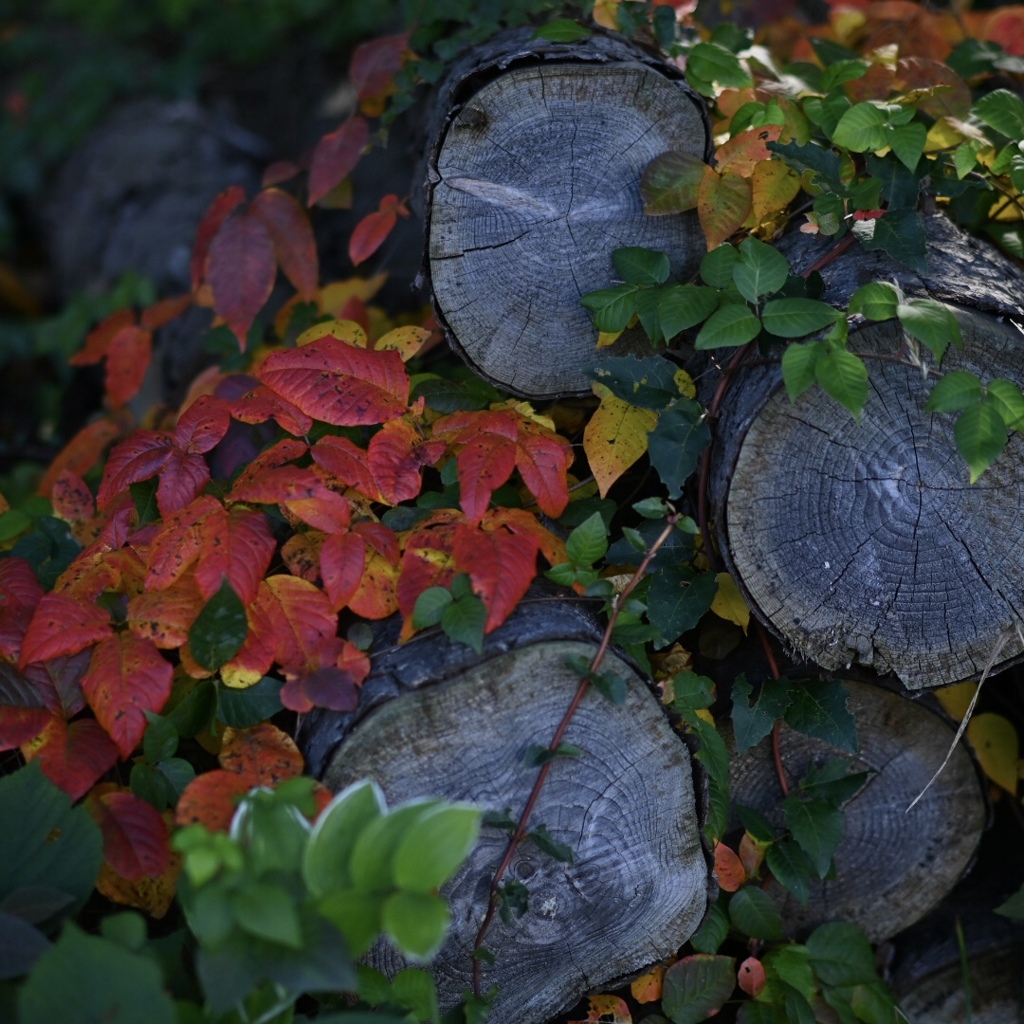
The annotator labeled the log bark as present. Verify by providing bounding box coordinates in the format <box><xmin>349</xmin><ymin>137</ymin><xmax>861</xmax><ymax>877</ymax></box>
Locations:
<box><xmin>726</xmin><ymin>680</ymin><xmax>987</xmax><ymax>942</ymax></box>
<box><xmin>422</xmin><ymin>28</ymin><xmax>711</xmax><ymax>400</ymax></box>
<box><xmin>296</xmin><ymin>593</ymin><xmax>713</xmax><ymax>1024</ymax></box>
<box><xmin>709</xmin><ymin>214</ymin><xmax>1024</xmax><ymax>689</ymax></box>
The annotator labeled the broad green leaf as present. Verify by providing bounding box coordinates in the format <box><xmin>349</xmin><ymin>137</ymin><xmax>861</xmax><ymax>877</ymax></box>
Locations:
<box><xmin>784</xmin><ymin>680</ymin><xmax>857</xmax><ymax>751</ymax></box>
<box><xmin>737</xmin><ymin>1001</ymin><xmax>787</xmax><ymax>1024</ymax></box>
<box><xmin>216</xmin><ymin>676</ymin><xmax>283</xmax><ymax>728</ymax></box>
<box><xmin>831</xmin><ymin>102</ymin><xmax>888</xmax><ymax>152</ymax></box>
<box><xmin>641</xmin><ymin>151</ymin><xmax>707</xmax><ymax>214</ymax></box>
<box><xmin>392</xmin><ymin>967</ymin><xmax>442</xmax><ymax>1021</ymax></box>
<box><xmin>848</xmin><ymin>281</ymin><xmax>899</xmax><ymax>321</ymax></box>
<box><xmin>580</xmin><ymin>283</ymin><xmax>638</xmax><ymax>332</ymax></box>
<box><xmin>528</xmin><ymin>823</ymin><xmax>574</xmax><ymax>864</ymax></box>
<box><xmin>815</xmin><ymin>346</ymin><xmax>868</xmax><ymax>419</ymax></box>
<box><xmin>661</xmin><ymin>954</ymin><xmax>737</xmax><ymax>1024</ymax></box>
<box><xmin>765</xmin><ymin>944</ymin><xmax>816</xmax><ymax>1000</ymax></box>
<box><xmin>733</xmin><ymin>237</ymin><xmax>790</xmax><ymax>303</ymax></box>
<box><xmin>974</xmin><ymin>88</ymin><xmax>1024</xmax><ymax>140</ymax></box>
<box><xmin>954</xmin><ymin>401</ymin><xmax>1008</xmax><ymax>482</ymax></box>
<box><xmin>854</xmin><ymin>208</ymin><xmax>927</xmax><ymax>273</ymax></box>
<box><xmin>656</xmin><ymin>284</ymin><xmax>720</xmax><ymax>339</ymax></box>
<box><xmin>731</xmin><ymin>676</ymin><xmax>793</xmax><ymax>752</ymax></box>
<box><xmin>231</xmin><ymin>883</ymin><xmax>304</xmax><ymax>948</ymax></box>
<box><xmin>806</xmin><ymin>921</ymin><xmax>879</xmax><ymax>986</ymax></box>
<box><xmin>700</xmin><ymin>244</ymin><xmax>739</xmax><ymax>287</ymax></box>
<box><xmin>695</xmin><ymin>303</ymin><xmax>762</xmax><ymax>350</ymax></box>
<box><xmin>647</xmin><ymin>566</ymin><xmax>717</xmax><ymax>646</ymax></box>
<box><xmin>987</xmin><ymin>378</ymin><xmax>1024</xmax><ymax>428</ymax></box>
<box><xmin>729</xmin><ymin>885</ymin><xmax>784</xmax><ymax>940</ymax></box>
<box><xmin>305</xmin><ymin>779</ymin><xmax>387</xmax><ymax>896</ymax></box>
<box><xmin>532</xmin><ymin>18</ymin><xmax>592</xmax><ymax>42</ymax></box>
<box><xmin>888</xmin><ymin>121</ymin><xmax>926</xmax><ymax>171</ymax></box>
<box><xmin>349</xmin><ymin>799</ymin><xmax>440</xmax><ymax>891</ymax></box>
<box><xmin>441</xmin><ymin>593</ymin><xmax>486</xmax><ymax>654</ymax></box>
<box><xmin>588</xmin><ymin>668</ymin><xmax>629</xmax><ymax>705</ymax></box>
<box><xmin>189</xmin><ymin>577</ymin><xmax>248</xmax><ymax>671</ymax></box>
<box><xmin>689</xmin><ymin>899</ymin><xmax>730</xmax><ymax>954</ymax></box>
<box><xmin>0</xmin><ymin>912</ymin><xmax>50</xmax><ymax>980</ymax></box>
<box><xmin>761</xmin><ymin>298</ymin><xmax>839</xmax><ymax>338</ymax></box>
<box><xmin>686</xmin><ymin>42</ymin><xmax>753</xmax><ymax>92</ymax></box>
<box><xmin>672</xmin><ymin>671</ymin><xmax>716</xmax><ymax>713</ymax></box>
<box><xmin>782</xmin><ymin>796</ymin><xmax>844</xmax><ymax>877</ymax></box>
<box><xmin>586</xmin><ymin>354</ymin><xmax>682</xmax><ymax>410</ymax></box>
<box><xmin>766</xmin><ymin>838</ymin><xmax>814</xmax><ymax>905</ymax></box>
<box><xmin>633</xmin><ymin>288</ymin><xmax>666</xmax><ymax>345</ymax></box>
<box><xmin>897</xmin><ymin>299</ymin><xmax>961</xmax><ymax>362</ymax></box>
<box><xmin>647</xmin><ymin>399</ymin><xmax>711</xmax><ymax>498</ymax></box>
<box><xmin>689</xmin><ymin>716</ymin><xmax>730</xmax><ymax>790</ymax></box>
<box><xmin>820</xmin><ymin>59</ymin><xmax>869</xmax><ymax>91</ymax></box>
<box><xmin>382</xmin><ymin>890</ymin><xmax>450</xmax><ymax>962</ymax></box>
<box><xmin>315</xmin><ymin>888</ymin><xmax>383</xmax><ymax>959</ymax></box>
<box><xmin>613</xmin><ymin>246</ymin><xmax>671</xmax><ymax>286</ymax></box>
<box><xmin>566</xmin><ymin>511</ymin><xmax>609</xmax><ymax>567</ymax></box>
<box><xmin>18</xmin><ymin>925</ymin><xmax>175</xmax><ymax>1024</ymax></box>
<box><xmin>926</xmin><ymin>370</ymin><xmax>984</xmax><ymax>412</ymax></box>
<box><xmin>393</xmin><ymin>804</ymin><xmax>481</xmax><ymax>891</ymax></box>
<box><xmin>768</xmin><ymin>139</ymin><xmax>842</xmax><ymax>188</ymax></box>
<box><xmin>799</xmin><ymin>758</ymin><xmax>869</xmax><ymax>805</ymax></box>
<box><xmin>995</xmin><ymin>884</ymin><xmax>1024</xmax><ymax>920</ymax></box>
<box><xmin>412</xmin><ymin>586</ymin><xmax>453</xmax><ymax>628</ymax></box>
<box><xmin>781</xmin><ymin>342</ymin><xmax>822</xmax><ymax>402</ymax></box>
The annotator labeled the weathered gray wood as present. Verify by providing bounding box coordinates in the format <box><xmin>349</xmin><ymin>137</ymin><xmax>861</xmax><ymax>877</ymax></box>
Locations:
<box><xmin>424</xmin><ymin>29</ymin><xmax>711</xmax><ymax>400</ymax></box>
<box><xmin>709</xmin><ymin>215</ymin><xmax>1024</xmax><ymax>688</ymax></box>
<box><xmin>299</xmin><ymin>596</ymin><xmax>713</xmax><ymax>1024</ymax></box>
<box><xmin>727</xmin><ymin>680</ymin><xmax>987</xmax><ymax>942</ymax></box>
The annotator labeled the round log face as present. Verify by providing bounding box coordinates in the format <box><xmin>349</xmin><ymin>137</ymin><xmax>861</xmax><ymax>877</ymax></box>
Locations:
<box><xmin>729</xmin><ymin>682</ymin><xmax>986</xmax><ymax>942</ymax></box>
<box><xmin>322</xmin><ymin>640</ymin><xmax>711</xmax><ymax>1024</ymax></box>
<box><xmin>429</xmin><ymin>62</ymin><xmax>707</xmax><ymax>398</ymax></box>
<box><xmin>725</xmin><ymin>310</ymin><xmax>1024</xmax><ymax>688</ymax></box>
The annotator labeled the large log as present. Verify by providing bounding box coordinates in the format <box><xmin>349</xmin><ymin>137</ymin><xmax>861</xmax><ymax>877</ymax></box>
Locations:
<box><xmin>297</xmin><ymin>594</ymin><xmax>713</xmax><ymax>1024</ymax></box>
<box><xmin>422</xmin><ymin>28</ymin><xmax>711</xmax><ymax>400</ymax></box>
<box><xmin>709</xmin><ymin>214</ymin><xmax>1024</xmax><ymax>689</ymax></box>
<box><xmin>727</xmin><ymin>680</ymin><xmax>987</xmax><ymax>942</ymax></box>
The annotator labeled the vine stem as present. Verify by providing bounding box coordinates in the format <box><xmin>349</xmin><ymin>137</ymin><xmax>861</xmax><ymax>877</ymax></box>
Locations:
<box><xmin>471</xmin><ymin>513</ymin><xmax>681</xmax><ymax>994</ymax></box>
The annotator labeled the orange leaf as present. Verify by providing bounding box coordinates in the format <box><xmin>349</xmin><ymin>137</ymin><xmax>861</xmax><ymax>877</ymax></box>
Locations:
<box><xmin>738</xmin><ymin>956</ymin><xmax>766</xmax><ymax>998</ymax></box>
<box><xmin>220</xmin><ymin>722</ymin><xmax>304</xmax><ymax>783</ymax></box>
<box><xmin>175</xmin><ymin>767</ymin><xmax>259</xmax><ymax>832</ymax></box>
<box><xmin>346</xmin><ymin>547</ymin><xmax>399</xmax><ymax>620</ymax></box>
<box><xmin>714</xmin><ymin>841</ymin><xmax>747</xmax><ymax>892</ymax></box>
<box><xmin>630</xmin><ymin>965</ymin><xmax>666</xmax><ymax>1003</ymax></box>
<box><xmin>715</xmin><ymin>125</ymin><xmax>783</xmax><ymax>177</ymax></box>
<box><xmin>20</xmin><ymin>592</ymin><xmax>112</xmax><ymax>668</ymax></box>
<box><xmin>144</xmin><ymin>495</ymin><xmax>217</xmax><ymax>593</ymax></box>
<box><xmin>282</xmin><ymin>531</ymin><xmax>324</xmax><ymax>583</ymax></box>
<box><xmin>191</xmin><ymin>184</ymin><xmax>247</xmax><ymax>290</ymax></box>
<box><xmin>258</xmin><ymin>334</ymin><xmax>410</xmax><ymax>426</ymax></box>
<box><xmin>96</xmin><ymin>827</ymin><xmax>180</xmax><ymax>918</ymax></box>
<box><xmin>250</xmin><ymin>187</ymin><xmax>319</xmax><ymax>301</ymax></box>
<box><xmin>349</xmin><ymin>195</ymin><xmax>408</xmax><ymax>266</ymax></box>
<box><xmin>104</xmin><ymin>324</ymin><xmax>152</xmax><ymax>409</ymax></box>
<box><xmin>483</xmin><ymin>507</ymin><xmax>567</xmax><ymax>569</ymax></box>
<box><xmin>452</xmin><ymin>522</ymin><xmax>539</xmax><ymax>633</ymax></box>
<box><xmin>21</xmin><ymin>717</ymin><xmax>119</xmax><ymax>800</ymax></box>
<box><xmin>699</xmin><ymin>168</ymin><xmax>753</xmax><ymax>249</ymax></box>
<box><xmin>141</xmin><ymin>293</ymin><xmax>192</xmax><ymax>331</ymax></box>
<box><xmin>228</xmin><ymin>436</ymin><xmax>310</xmax><ymax>494</ymax></box>
<box><xmin>568</xmin><ymin>994</ymin><xmax>632</xmax><ymax>1023</ymax></box>
<box><xmin>739</xmin><ymin>830</ymin><xmax>766</xmax><ymax>876</ymax></box>
<box><xmin>260</xmin><ymin>575</ymin><xmax>338</xmax><ymax>676</ymax></box>
<box><xmin>515</xmin><ymin>431</ymin><xmax>572</xmax><ymax>518</ymax></box>
<box><xmin>69</xmin><ymin>310</ymin><xmax>135</xmax><ymax>367</ymax></box>
<box><xmin>308</xmin><ymin>116</ymin><xmax>370</xmax><ymax>207</ymax></box>
<box><xmin>38</xmin><ymin>418</ymin><xmax>123</xmax><ymax>500</ymax></box>
<box><xmin>206</xmin><ymin>209</ymin><xmax>277</xmax><ymax>349</ymax></box>
<box><xmin>127</xmin><ymin>578</ymin><xmax>204</xmax><ymax>649</ymax></box>
<box><xmin>230</xmin><ymin>465</ymin><xmax>352</xmax><ymax>533</ymax></box>
<box><xmin>81</xmin><ymin>633</ymin><xmax>173</xmax><ymax>758</ymax></box>
<box><xmin>87</xmin><ymin>788</ymin><xmax>171</xmax><ymax>881</ymax></box>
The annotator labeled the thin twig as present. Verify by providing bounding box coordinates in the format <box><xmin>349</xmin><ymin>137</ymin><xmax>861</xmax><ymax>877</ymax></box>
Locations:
<box><xmin>754</xmin><ymin>620</ymin><xmax>790</xmax><ymax>797</ymax></box>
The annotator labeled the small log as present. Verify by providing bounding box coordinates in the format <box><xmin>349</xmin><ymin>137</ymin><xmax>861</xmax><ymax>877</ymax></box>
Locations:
<box><xmin>726</xmin><ymin>680</ymin><xmax>987</xmax><ymax>942</ymax></box>
<box><xmin>422</xmin><ymin>28</ymin><xmax>711</xmax><ymax>400</ymax></box>
<box><xmin>709</xmin><ymin>214</ymin><xmax>1024</xmax><ymax>688</ymax></box>
<box><xmin>296</xmin><ymin>594</ymin><xmax>713</xmax><ymax>1024</ymax></box>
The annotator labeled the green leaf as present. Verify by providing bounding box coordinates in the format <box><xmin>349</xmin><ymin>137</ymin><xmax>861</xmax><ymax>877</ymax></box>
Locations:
<box><xmin>528</xmin><ymin>823</ymin><xmax>574</xmax><ymax>864</ymax></box>
<box><xmin>689</xmin><ymin>899</ymin><xmax>730</xmax><ymax>954</ymax></box>
<box><xmin>216</xmin><ymin>676</ymin><xmax>283</xmax><ymax>728</ymax></box>
<box><xmin>766</xmin><ymin>838</ymin><xmax>814</xmax><ymax>904</ymax></box>
<box><xmin>687</xmin><ymin>42</ymin><xmax>753</xmax><ymax>92</ymax></box>
<box><xmin>18</xmin><ymin>924</ymin><xmax>175</xmax><ymax>1024</ymax></box>
<box><xmin>142</xmin><ymin>713</ymin><xmax>178</xmax><ymax>764</ymax></box>
<box><xmin>661</xmin><ymin>954</ymin><xmax>738</xmax><ymax>1024</ymax></box>
<box><xmin>350</xmin><ymin>799</ymin><xmax>441</xmax><ymax>891</ymax></box>
<box><xmin>733</xmin><ymin>237</ymin><xmax>790</xmax><ymax>303</ymax></box>
<box><xmin>695</xmin><ymin>302</ymin><xmax>762</xmax><ymax>350</ymax></box>
<box><xmin>315</xmin><ymin>888</ymin><xmax>383</xmax><ymax>960</ymax></box>
<box><xmin>189</xmin><ymin>577</ymin><xmax>248</xmax><ymax>671</ymax></box>
<box><xmin>769</xmin><ymin>140</ymin><xmax>842</xmax><ymax>188</ymax></box>
<box><xmin>987</xmin><ymin>378</ymin><xmax>1024</xmax><ymax>429</ymax></box>
<box><xmin>586</xmin><ymin>354</ymin><xmax>682</xmax><ymax>410</ymax></box>
<box><xmin>761</xmin><ymin>298</ymin><xmax>839</xmax><ymax>338</ymax></box>
<box><xmin>673</xmin><ymin>670</ymin><xmax>716</xmax><ymax>713</ymax></box>
<box><xmin>580</xmin><ymin>283</ymin><xmax>638</xmax><ymax>332</ymax></box>
<box><xmin>815</xmin><ymin>345</ymin><xmax>868</xmax><ymax>419</ymax></box>
<box><xmin>647</xmin><ymin>399</ymin><xmax>711</xmax><ymax>498</ymax></box>
<box><xmin>566</xmin><ymin>511</ymin><xmax>609</xmax><ymax>567</ymax></box>
<box><xmin>848</xmin><ymin>281</ymin><xmax>899</xmax><ymax>321</ymax></box>
<box><xmin>305</xmin><ymin>779</ymin><xmax>388</xmax><ymax>895</ymax></box>
<box><xmin>974</xmin><ymin>88</ymin><xmax>1024</xmax><ymax>139</ymax></box>
<box><xmin>729</xmin><ymin>886</ymin><xmax>784</xmax><ymax>940</ymax></box>
<box><xmin>926</xmin><ymin>370</ymin><xmax>984</xmax><ymax>413</ymax></box>
<box><xmin>412</xmin><ymin>586</ymin><xmax>453</xmax><ymax>628</ymax></box>
<box><xmin>441</xmin><ymin>593</ymin><xmax>486</xmax><ymax>654</ymax></box>
<box><xmin>647</xmin><ymin>565</ymin><xmax>717</xmax><ymax>645</ymax></box>
<box><xmin>634</xmin><ymin>288</ymin><xmax>666</xmax><ymax>345</ymax></box>
<box><xmin>532</xmin><ymin>18</ymin><xmax>592</xmax><ymax>42</ymax></box>
<box><xmin>831</xmin><ymin>102</ymin><xmax>888</xmax><ymax>152</ymax></box>
<box><xmin>641</xmin><ymin>151</ymin><xmax>707</xmax><ymax>214</ymax></box>
<box><xmin>781</xmin><ymin>342</ymin><xmax>823</xmax><ymax>402</ymax></box>
<box><xmin>382</xmin><ymin>890</ymin><xmax>450</xmax><ymax>962</ymax></box>
<box><xmin>688</xmin><ymin>717</ymin><xmax>730</xmax><ymax>791</ymax></box>
<box><xmin>700</xmin><ymin>245</ymin><xmax>739</xmax><ymax>288</ymax></box>
<box><xmin>888</xmin><ymin>121</ymin><xmax>926</xmax><ymax>172</ymax></box>
<box><xmin>897</xmin><ymin>299</ymin><xmax>961</xmax><ymax>362</ymax></box>
<box><xmin>995</xmin><ymin>884</ymin><xmax>1024</xmax><ymax>920</ymax></box>
<box><xmin>0</xmin><ymin>912</ymin><xmax>50</xmax><ymax>980</ymax></box>
<box><xmin>799</xmin><ymin>757</ymin><xmax>869</xmax><ymax>805</ymax></box>
<box><xmin>613</xmin><ymin>246</ymin><xmax>671</xmax><ymax>286</ymax></box>
<box><xmin>393</xmin><ymin>804</ymin><xmax>481</xmax><ymax>891</ymax></box>
<box><xmin>806</xmin><ymin>921</ymin><xmax>879</xmax><ymax>986</ymax></box>
<box><xmin>782</xmin><ymin>797</ymin><xmax>844</xmax><ymax>877</ymax></box>
<box><xmin>784</xmin><ymin>680</ymin><xmax>857</xmax><ymax>751</ymax></box>
<box><xmin>765</xmin><ymin>944</ymin><xmax>816</xmax><ymax>1000</ymax></box>
<box><xmin>731</xmin><ymin>676</ymin><xmax>793</xmax><ymax>752</ymax></box>
<box><xmin>954</xmin><ymin>401</ymin><xmax>1008</xmax><ymax>482</ymax></box>
<box><xmin>656</xmin><ymin>284</ymin><xmax>720</xmax><ymax>339</ymax></box>
<box><xmin>588</xmin><ymin>669</ymin><xmax>629</xmax><ymax>706</ymax></box>
<box><xmin>854</xmin><ymin>208</ymin><xmax>927</xmax><ymax>273</ymax></box>
<box><xmin>0</xmin><ymin>508</ymin><xmax>31</xmax><ymax>542</ymax></box>
<box><xmin>231</xmin><ymin>883</ymin><xmax>304</xmax><ymax>948</ymax></box>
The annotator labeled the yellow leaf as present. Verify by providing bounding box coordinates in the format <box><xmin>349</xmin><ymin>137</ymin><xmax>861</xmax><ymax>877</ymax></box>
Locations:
<box><xmin>318</xmin><ymin>273</ymin><xmax>388</xmax><ymax>311</ymax></box>
<box><xmin>631</xmin><ymin>964</ymin><xmax>666</xmax><ymax>1003</ymax></box>
<box><xmin>569</xmin><ymin>994</ymin><xmax>632</xmax><ymax>1023</ymax></box>
<box><xmin>750</xmin><ymin>160</ymin><xmax>801</xmax><ymax>230</ymax></box>
<box><xmin>711</xmin><ymin>571</ymin><xmax>750</xmax><ymax>633</ymax></box>
<box><xmin>698</xmin><ymin>167</ymin><xmax>753</xmax><ymax>249</ymax></box>
<box><xmin>592</xmin><ymin>0</ymin><xmax>619</xmax><ymax>31</ymax></box>
<box><xmin>935</xmin><ymin>681</ymin><xmax>977</xmax><ymax>722</ymax></box>
<box><xmin>375</xmin><ymin>325</ymin><xmax>432</xmax><ymax>361</ymax></box>
<box><xmin>968</xmin><ymin>712</ymin><xmax>1019</xmax><ymax>793</ymax></box>
<box><xmin>583</xmin><ymin>383</ymin><xmax>657</xmax><ymax>497</ymax></box>
<box><xmin>295</xmin><ymin>318</ymin><xmax>367</xmax><ymax>349</ymax></box>
<box><xmin>674</xmin><ymin>368</ymin><xmax>696</xmax><ymax>399</ymax></box>
<box><xmin>597</xmin><ymin>329</ymin><xmax>623</xmax><ymax>348</ymax></box>
<box><xmin>695</xmin><ymin>707</ymin><xmax>716</xmax><ymax>726</ymax></box>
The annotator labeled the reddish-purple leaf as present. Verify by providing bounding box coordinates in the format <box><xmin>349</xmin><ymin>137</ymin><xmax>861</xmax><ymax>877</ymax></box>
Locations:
<box><xmin>280</xmin><ymin>666</ymin><xmax>359</xmax><ymax>714</ymax></box>
<box><xmin>349</xmin><ymin>33</ymin><xmax>409</xmax><ymax>106</ymax></box>
<box><xmin>87</xmin><ymin>789</ymin><xmax>171</xmax><ymax>880</ymax></box>
<box><xmin>68</xmin><ymin>310</ymin><xmax>135</xmax><ymax>367</ymax></box>
<box><xmin>250</xmin><ymin>187</ymin><xmax>319</xmax><ymax>301</ymax></box>
<box><xmin>20</xmin><ymin>592</ymin><xmax>112</xmax><ymax>668</ymax></box>
<box><xmin>176</xmin><ymin>394</ymin><xmax>232</xmax><ymax>453</ymax></box>
<box><xmin>24</xmin><ymin>717</ymin><xmax>119</xmax><ymax>800</ymax></box>
<box><xmin>367</xmin><ymin>419</ymin><xmax>445</xmax><ymax>505</ymax></box>
<box><xmin>308</xmin><ymin>116</ymin><xmax>370</xmax><ymax>207</ymax></box>
<box><xmin>311</xmin><ymin>434</ymin><xmax>378</xmax><ymax>496</ymax></box>
<box><xmin>191</xmin><ymin>184</ymin><xmax>247</xmax><ymax>290</ymax></box>
<box><xmin>515</xmin><ymin>431</ymin><xmax>571</xmax><ymax>518</ymax></box>
<box><xmin>144</xmin><ymin>496</ymin><xmax>218</xmax><ymax>592</ymax></box>
<box><xmin>231</xmin><ymin>382</ymin><xmax>314</xmax><ymax>436</ymax></box>
<box><xmin>0</xmin><ymin>557</ymin><xmax>43</xmax><ymax>661</ymax></box>
<box><xmin>23</xmin><ymin>650</ymin><xmax>92</xmax><ymax>718</ymax></box>
<box><xmin>0</xmin><ymin>705</ymin><xmax>51</xmax><ymax>750</ymax></box>
<box><xmin>206</xmin><ymin>210</ymin><xmax>277</xmax><ymax>349</ymax></box>
<box><xmin>96</xmin><ymin>431</ymin><xmax>175</xmax><ymax>509</ymax></box>
<box><xmin>155</xmin><ymin>448</ymin><xmax>211</xmax><ymax>516</ymax></box>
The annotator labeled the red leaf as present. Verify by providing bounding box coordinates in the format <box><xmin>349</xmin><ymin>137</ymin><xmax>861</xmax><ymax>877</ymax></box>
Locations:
<box><xmin>262</xmin><ymin>160</ymin><xmax>302</xmax><ymax>188</ymax></box>
<box><xmin>23</xmin><ymin>717</ymin><xmax>119</xmax><ymax>800</ymax></box>
<box><xmin>141</xmin><ymin>293</ymin><xmax>192</xmax><ymax>331</ymax></box>
<box><xmin>515</xmin><ymin>432</ymin><xmax>571</xmax><ymax>518</ymax></box>
<box><xmin>0</xmin><ymin>705</ymin><xmax>51</xmax><ymax>749</ymax></box>
<box><xmin>51</xmin><ymin>470</ymin><xmax>96</xmax><ymax>525</ymax></box>
<box><xmin>39</xmin><ymin>418</ymin><xmax>123</xmax><ymax>502</ymax></box>
<box><xmin>127</xmin><ymin>579</ymin><xmax>204</xmax><ymax>649</ymax></box>
<box><xmin>250</xmin><ymin>188</ymin><xmax>319</xmax><ymax>301</ymax></box>
<box><xmin>231</xmin><ymin>382</ymin><xmax>314</xmax><ymax>436</ymax></box>
<box><xmin>484</xmin><ymin>507</ymin><xmax>567</xmax><ymax>568</ymax></box>
<box><xmin>227</xmin><ymin>436</ymin><xmax>310</xmax><ymax>493</ymax></box>
<box><xmin>87</xmin><ymin>789</ymin><xmax>171</xmax><ymax>880</ymax></box>
<box><xmin>347</xmin><ymin>548</ymin><xmax>400</xmax><ymax>620</ymax></box>
<box><xmin>96</xmin><ymin>431</ymin><xmax>175</xmax><ymax>509</ymax></box>
<box><xmin>255</xmin><ymin>575</ymin><xmax>338</xmax><ymax>676</ymax></box>
<box><xmin>219</xmin><ymin>722</ymin><xmax>304</xmax><ymax>785</ymax></box>
<box><xmin>144</xmin><ymin>496</ymin><xmax>217</xmax><ymax>592</ymax></box>
<box><xmin>311</xmin><ymin>434</ymin><xmax>378</xmax><ymax>496</ymax></box>
<box><xmin>193</xmin><ymin>505</ymin><xmax>276</xmax><ymax>605</ymax></box>
<box><xmin>738</xmin><ymin>957</ymin><xmax>766</xmax><ymax>998</ymax></box>
<box><xmin>105</xmin><ymin>324</ymin><xmax>152</xmax><ymax>409</ymax></box>
<box><xmin>320</xmin><ymin>531</ymin><xmax>366</xmax><ymax>611</ymax></box>
<box><xmin>230</xmin><ymin>466</ymin><xmax>352</xmax><ymax>533</ymax></box>
<box><xmin>175</xmin><ymin>394</ymin><xmax>232</xmax><ymax>453</ymax></box>
<box><xmin>175</xmin><ymin>767</ymin><xmax>258</xmax><ymax>832</ymax></box>
<box><xmin>714</xmin><ymin>841</ymin><xmax>747</xmax><ymax>892</ymax></box>
<box><xmin>20</xmin><ymin>592</ymin><xmax>112</xmax><ymax>668</ymax></box>
<box><xmin>69</xmin><ymin>310</ymin><xmax>136</xmax><ymax>367</ymax></box>
<box><xmin>0</xmin><ymin>557</ymin><xmax>43</xmax><ymax>661</ymax></box>
<box><xmin>453</xmin><ymin>522</ymin><xmax>540</xmax><ymax>632</ymax></box>
<box><xmin>156</xmin><ymin>448</ymin><xmax>212</xmax><ymax>516</ymax></box>
<box><xmin>353</xmin><ymin>521</ymin><xmax>400</xmax><ymax>564</ymax></box>
<box><xmin>397</xmin><ymin>515</ymin><xmax>460</xmax><ymax>624</ymax></box>
<box><xmin>349</xmin><ymin>206</ymin><xmax>398</xmax><ymax>266</ymax></box>
<box><xmin>191</xmin><ymin>184</ymin><xmax>247</xmax><ymax>290</ymax></box>
<box><xmin>368</xmin><ymin>419</ymin><xmax>445</xmax><ymax>505</ymax></box>
<box><xmin>206</xmin><ymin>209</ymin><xmax>277</xmax><ymax>349</ymax></box>
<box><xmin>258</xmin><ymin>335</ymin><xmax>409</xmax><ymax>426</ymax></box>
<box><xmin>308</xmin><ymin>116</ymin><xmax>370</xmax><ymax>207</ymax></box>
<box><xmin>349</xmin><ymin>32</ymin><xmax>409</xmax><ymax>107</ymax></box>
<box><xmin>82</xmin><ymin>633</ymin><xmax>173</xmax><ymax>759</ymax></box>
<box><xmin>455</xmin><ymin>436</ymin><xmax>517</xmax><ymax>525</ymax></box>
<box><xmin>280</xmin><ymin>666</ymin><xmax>359</xmax><ymax>713</ymax></box>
